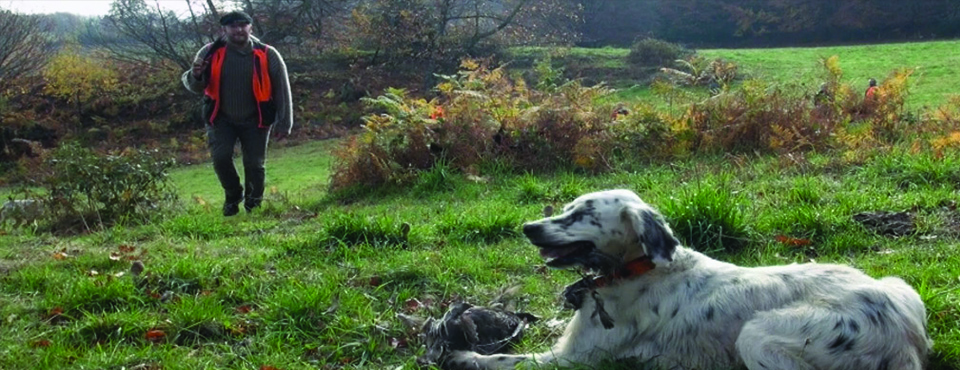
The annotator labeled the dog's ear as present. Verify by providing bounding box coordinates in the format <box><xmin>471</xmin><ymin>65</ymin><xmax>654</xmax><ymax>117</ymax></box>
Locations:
<box><xmin>622</xmin><ymin>206</ymin><xmax>680</xmax><ymax>264</ymax></box>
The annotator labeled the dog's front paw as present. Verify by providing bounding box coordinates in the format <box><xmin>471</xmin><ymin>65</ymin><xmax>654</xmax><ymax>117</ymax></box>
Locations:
<box><xmin>444</xmin><ymin>350</ymin><xmax>528</xmax><ymax>370</ymax></box>
<box><xmin>443</xmin><ymin>350</ymin><xmax>484</xmax><ymax>370</ymax></box>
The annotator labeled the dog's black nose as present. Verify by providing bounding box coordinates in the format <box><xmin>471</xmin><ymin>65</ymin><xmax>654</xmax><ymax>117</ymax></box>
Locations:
<box><xmin>522</xmin><ymin>223</ymin><xmax>543</xmax><ymax>238</ymax></box>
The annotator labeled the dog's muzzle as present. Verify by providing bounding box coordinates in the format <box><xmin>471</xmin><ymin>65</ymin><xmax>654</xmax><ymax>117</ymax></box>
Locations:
<box><xmin>523</xmin><ymin>223</ymin><xmax>597</xmax><ymax>268</ymax></box>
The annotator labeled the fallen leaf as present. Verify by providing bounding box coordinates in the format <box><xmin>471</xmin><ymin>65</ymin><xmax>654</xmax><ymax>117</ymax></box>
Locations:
<box><xmin>145</xmin><ymin>330</ymin><xmax>166</xmax><ymax>342</ymax></box>
<box><xmin>775</xmin><ymin>235</ymin><xmax>812</xmax><ymax>246</ymax></box>
<box><xmin>230</xmin><ymin>324</ymin><xmax>248</xmax><ymax>335</ymax></box>
<box><xmin>404</xmin><ymin>298</ymin><xmax>422</xmax><ymax>312</ymax></box>
<box><xmin>119</xmin><ymin>245</ymin><xmax>136</xmax><ymax>253</ymax></box>
<box><xmin>52</xmin><ymin>252</ymin><xmax>69</xmax><ymax>260</ymax></box>
<box><xmin>48</xmin><ymin>307</ymin><xmax>64</xmax><ymax>317</ymax></box>
<box><xmin>236</xmin><ymin>305</ymin><xmax>252</xmax><ymax>314</ymax></box>
<box><xmin>368</xmin><ymin>275</ymin><xmax>382</xmax><ymax>286</ymax></box>
<box><xmin>260</xmin><ymin>366</ymin><xmax>281</xmax><ymax>370</ymax></box>
<box><xmin>30</xmin><ymin>339</ymin><xmax>51</xmax><ymax>348</ymax></box>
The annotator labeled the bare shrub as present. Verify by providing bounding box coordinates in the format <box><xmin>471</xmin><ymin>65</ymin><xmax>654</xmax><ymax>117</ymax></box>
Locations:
<box><xmin>0</xmin><ymin>10</ymin><xmax>52</xmax><ymax>91</ymax></box>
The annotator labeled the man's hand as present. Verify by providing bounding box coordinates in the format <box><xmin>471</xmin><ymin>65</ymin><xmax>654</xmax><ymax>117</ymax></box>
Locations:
<box><xmin>191</xmin><ymin>59</ymin><xmax>208</xmax><ymax>80</ymax></box>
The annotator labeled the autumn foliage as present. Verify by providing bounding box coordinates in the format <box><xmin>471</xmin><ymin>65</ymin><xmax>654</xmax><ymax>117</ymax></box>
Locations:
<box><xmin>329</xmin><ymin>59</ymin><xmax>618</xmax><ymax>191</ymax></box>
<box><xmin>330</xmin><ymin>55</ymin><xmax>957</xmax><ymax>191</ymax></box>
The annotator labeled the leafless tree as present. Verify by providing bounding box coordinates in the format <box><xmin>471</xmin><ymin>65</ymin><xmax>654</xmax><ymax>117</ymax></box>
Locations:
<box><xmin>235</xmin><ymin>0</ymin><xmax>357</xmax><ymax>46</ymax></box>
<box><xmin>0</xmin><ymin>10</ymin><xmax>52</xmax><ymax>91</ymax></box>
<box><xmin>98</xmin><ymin>0</ymin><xmax>197</xmax><ymax>70</ymax></box>
<box><xmin>356</xmin><ymin>0</ymin><xmax>577</xmax><ymax>64</ymax></box>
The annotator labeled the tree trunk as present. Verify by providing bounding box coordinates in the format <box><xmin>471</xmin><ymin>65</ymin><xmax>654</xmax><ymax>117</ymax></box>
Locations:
<box><xmin>185</xmin><ymin>0</ymin><xmax>207</xmax><ymax>45</ymax></box>
<box><xmin>205</xmin><ymin>0</ymin><xmax>219</xmax><ymax>20</ymax></box>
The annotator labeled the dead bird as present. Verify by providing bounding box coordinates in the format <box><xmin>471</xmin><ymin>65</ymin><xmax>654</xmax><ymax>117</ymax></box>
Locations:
<box><xmin>417</xmin><ymin>302</ymin><xmax>538</xmax><ymax>367</ymax></box>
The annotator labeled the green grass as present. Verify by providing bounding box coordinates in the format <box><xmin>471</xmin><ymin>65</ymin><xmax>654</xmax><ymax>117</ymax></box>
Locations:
<box><xmin>699</xmin><ymin>40</ymin><xmax>960</xmax><ymax>109</ymax></box>
<box><xmin>169</xmin><ymin>139</ymin><xmax>337</xmax><ymax>206</ymax></box>
<box><xmin>2</xmin><ymin>138</ymin><xmax>959</xmax><ymax>369</ymax></box>
<box><xmin>509</xmin><ymin>40</ymin><xmax>960</xmax><ymax>108</ymax></box>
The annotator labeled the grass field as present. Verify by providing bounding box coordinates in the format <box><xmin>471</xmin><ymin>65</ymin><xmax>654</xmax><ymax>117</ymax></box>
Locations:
<box><xmin>510</xmin><ymin>39</ymin><xmax>960</xmax><ymax>109</ymax></box>
<box><xmin>3</xmin><ymin>40</ymin><xmax>960</xmax><ymax>369</ymax></box>
<box><xmin>2</xmin><ymin>138</ymin><xmax>960</xmax><ymax>369</ymax></box>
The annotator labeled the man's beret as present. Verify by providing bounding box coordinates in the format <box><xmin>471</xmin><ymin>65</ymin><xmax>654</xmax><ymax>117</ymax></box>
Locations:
<box><xmin>220</xmin><ymin>11</ymin><xmax>252</xmax><ymax>26</ymax></box>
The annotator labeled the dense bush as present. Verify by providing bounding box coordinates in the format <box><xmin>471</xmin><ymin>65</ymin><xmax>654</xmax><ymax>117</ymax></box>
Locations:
<box><xmin>627</xmin><ymin>38</ymin><xmax>692</xmax><ymax>67</ymax></box>
<box><xmin>33</xmin><ymin>143</ymin><xmax>177</xmax><ymax>232</ymax></box>
<box><xmin>330</xmin><ymin>55</ymin><xmax>949</xmax><ymax>191</ymax></box>
<box><xmin>330</xmin><ymin>59</ymin><xmax>620</xmax><ymax>191</ymax></box>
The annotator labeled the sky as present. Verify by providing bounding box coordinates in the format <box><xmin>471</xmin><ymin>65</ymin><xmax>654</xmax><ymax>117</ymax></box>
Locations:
<box><xmin>1</xmin><ymin>0</ymin><xmax>197</xmax><ymax>17</ymax></box>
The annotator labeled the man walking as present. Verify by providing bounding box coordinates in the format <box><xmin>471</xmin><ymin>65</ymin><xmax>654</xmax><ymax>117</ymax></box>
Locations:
<box><xmin>865</xmin><ymin>78</ymin><xmax>879</xmax><ymax>100</ymax></box>
<box><xmin>182</xmin><ymin>11</ymin><xmax>293</xmax><ymax>216</ymax></box>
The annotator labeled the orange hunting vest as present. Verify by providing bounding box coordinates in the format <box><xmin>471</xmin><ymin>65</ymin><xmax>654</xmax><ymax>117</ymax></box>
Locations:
<box><xmin>203</xmin><ymin>41</ymin><xmax>275</xmax><ymax>128</ymax></box>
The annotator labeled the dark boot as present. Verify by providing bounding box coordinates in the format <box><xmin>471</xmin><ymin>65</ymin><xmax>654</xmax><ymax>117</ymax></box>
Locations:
<box><xmin>238</xmin><ymin>123</ymin><xmax>270</xmax><ymax>214</ymax></box>
<box><xmin>244</xmin><ymin>197</ymin><xmax>261</xmax><ymax>213</ymax></box>
<box><xmin>208</xmin><ymin>123</ymin><xmax>244</xmax><ymax>216</ymax></box>
<box><xmin>223</xmin><ymin>200</ymin><xmax>241</xmax><ymax>216</ymax></box>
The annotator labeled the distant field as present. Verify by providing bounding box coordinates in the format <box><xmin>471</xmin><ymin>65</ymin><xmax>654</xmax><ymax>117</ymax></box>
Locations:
<box><xmin>509</xmin><ymin>39</ymin><xmax>960</xmax><ymax>109</ymax></box>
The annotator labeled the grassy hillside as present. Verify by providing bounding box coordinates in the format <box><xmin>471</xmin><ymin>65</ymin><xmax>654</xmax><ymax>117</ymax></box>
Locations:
<box><xmin>2</xmin><ymin>138</ymin><xmax>959</xmax><ymax>369</ymax></box>
<box><xmin>510</xmin><ymin>39</ymin><xmax>960</xmax><ymax>108</ymax></box>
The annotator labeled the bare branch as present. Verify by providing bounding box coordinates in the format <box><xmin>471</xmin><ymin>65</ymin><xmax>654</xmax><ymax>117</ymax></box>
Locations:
<box><xmin>466</xmin><ymin>0</ymin><xmax>530</xmax><ymax>50</ymax></box>
<box><xmin>205</xmin><ymin>0</ymin><xmax>220</xmax><ymax>19</ymax></box>
<box><xmin>0</xmin><ymin>10</ymin><xmax>52</xmax><ymax>90</ymax></box>
<box><xmin>185</xmin><ymin>0</ymin><xmax>206</xmax><ymax>45</ymax></box>
<box><xmin>99</xmin><ymin>0</ymin><xmax>195</xmax><ymax>70</ymax></box>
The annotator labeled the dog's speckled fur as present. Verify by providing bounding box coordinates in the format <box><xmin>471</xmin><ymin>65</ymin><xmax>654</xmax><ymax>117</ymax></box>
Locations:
<box><xmin>446</xmin><ymin>189</ymin><xmax>931</xmax><ymax>370</ymax></box>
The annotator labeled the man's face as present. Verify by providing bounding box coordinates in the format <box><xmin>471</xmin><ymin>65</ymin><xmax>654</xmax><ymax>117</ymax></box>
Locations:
<box><xmin>224</xmin><ymin>22</ymin><xmax>251</xmax><ymax>44</ymax></box>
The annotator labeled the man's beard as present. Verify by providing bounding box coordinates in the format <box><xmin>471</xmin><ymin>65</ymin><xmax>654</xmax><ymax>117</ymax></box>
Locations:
<box><xmin>229</xmin><ymin>34</ymin><xmax>248</xmax><ymax>44</ymax></box>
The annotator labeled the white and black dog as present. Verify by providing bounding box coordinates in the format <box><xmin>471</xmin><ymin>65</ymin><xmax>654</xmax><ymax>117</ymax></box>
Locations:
<box><xmin>446</xmin><ymin>189</ymin><xmax>931</xmax><ymax>370</ymax></box>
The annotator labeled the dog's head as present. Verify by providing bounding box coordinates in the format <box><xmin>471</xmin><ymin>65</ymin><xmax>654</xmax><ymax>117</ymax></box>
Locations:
<box><xmin>522</xmin><ymin>189</ymin><xmax>679</xmax><ymax>273</ymax></box>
